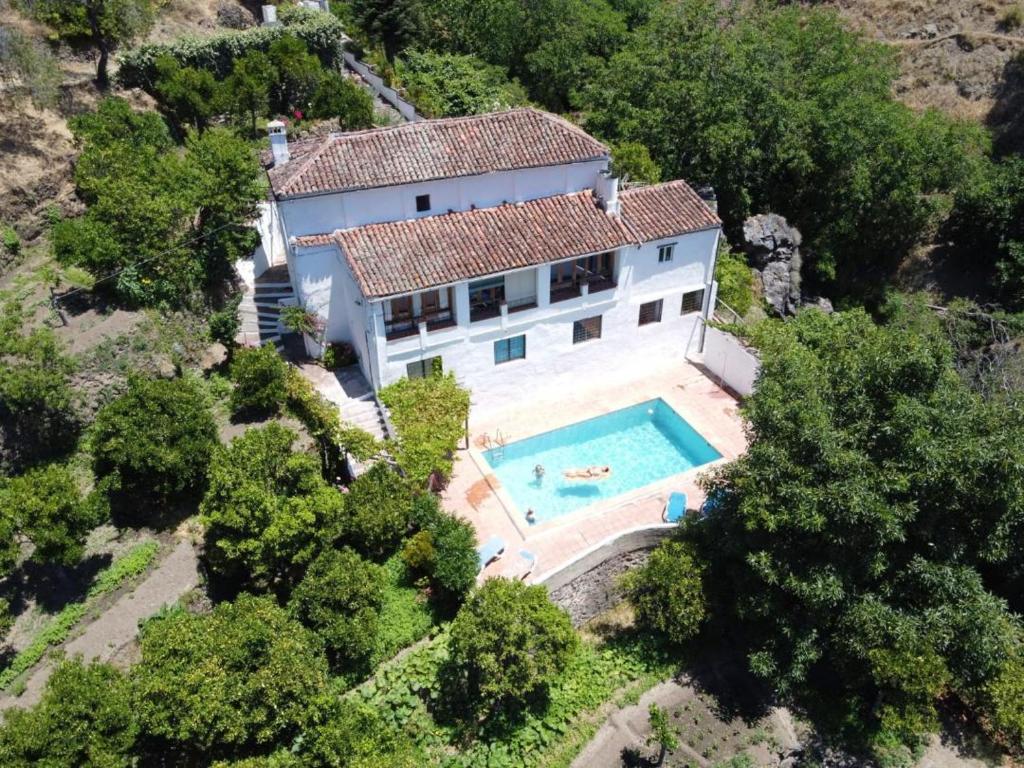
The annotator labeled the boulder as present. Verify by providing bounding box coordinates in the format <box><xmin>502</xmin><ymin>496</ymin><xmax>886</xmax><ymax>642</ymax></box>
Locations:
<box><xmin>200</xmin><ymin>342</ymin><xmax>229</xmax><ymax>372</ymax></box>
<box><xmin>742</xmin><ymin>213</ymin><xmax>803</xmax><ymax>316</ymax></box>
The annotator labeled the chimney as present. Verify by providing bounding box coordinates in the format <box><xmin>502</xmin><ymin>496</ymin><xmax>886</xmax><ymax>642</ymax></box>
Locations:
<box><xmin>696</xmin><ymin>185</ymin><xmax>718</xmax><ymax>214</ymax></box>
<box><xmin>596</xmin><ymin>170</ymin><xmax>620</xmax><ymax>215</ymax></box>
<box><xmin>268</xmin><ymin>120</ymin><xmax>289</xmax><ymax>166</ymax></box>
<box><xmin>261</xmin><ymin>4</ymin><xmax>278</xmax><ymax>25</ymax></box>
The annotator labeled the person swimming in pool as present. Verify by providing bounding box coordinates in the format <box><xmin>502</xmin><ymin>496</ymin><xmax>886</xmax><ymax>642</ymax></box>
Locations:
<box><xmin>533</xmin><ymin>464</ymin><xmax>545</xmax><ymax>480</ymax></box>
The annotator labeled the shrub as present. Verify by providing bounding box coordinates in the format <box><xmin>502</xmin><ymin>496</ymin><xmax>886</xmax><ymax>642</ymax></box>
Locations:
<box><xmin>343</xmin><ymin>462</ymin><xmax>411</xmax><ymax>557</ymax></box>
<box><xmin>298</xmin><ymin>698</ymin><xmax>424</xmax><ymax>767</ymax></box>
<box><xmin>230</xmin><ymin>343</ymin><xmax>288</xmax><ymax>415</ymax></box>
<box><xmin>208</xmin><ymin>293</ymin><xmax>242</xmax><ymax>348</ymax></box>
<box><xmin>279</xmin><ymin>305</ymin><xmax>321</xmax><ymax>336</ymax></box>
<box><xmin>378</xmin><ymin>372</ymin><xmax>470</xmax><ymax>488</ymax></box>
<box><xmin>91</xmin><ymin>376</ymin><xmax>218</xmax><ymax>505</ymax></box>
<box><xmin>0</xmin><ymin>660</ymin><xmax>137</xmax><ymax>767</ymax></box>
<box><xmin>428</xmin><ymin>513</ymin><xmax>478</xmax><ymax>600</ymax></box>
<box><xmin>714</xmin><ymin>248</ymin><xmax>754</xmax><ymax>317</ymax></box>
<box><xmin>321</xmin><ymin>341</ymin><xmax>356</xmax><ymax>369</ymax></box>
<box><xmin>1</xmin><ymin>225</ymin><xmax>20</xmax><ymax>255</ymax></box>
<box><xmin>309</xmin><ymin>70</ymin><xmax>375</xmax><ymax>129</ymax></box>
<box><xmin>117</xmin><ymin>9</ymin><xmax>344</xmax><ymax>87</ymax></box>
<box><xmin>289</xmin><ymin>547</ymin><xmax>387</xmax><ymax>674</ymax></box>
<box><xmin>201</xmin><ymin>424</ymin><xmax>346</xmax><ymax>588</ymax></box>
<box><xmin>985</xmin><ymin>654</ymin><xmax>1024</xmax><ymax>753</ymax></box>
<box><xmin>395</xmin><ymin>49</ymin><xmax>527</xmax><ymax>118</ymax></box>
<box><xmin>448</xmin><ymin>577</ymin><xmax>578</xmax><ymax>715</ymax></box>
<box><xmin>132</xmin><ymin>594</ymin><xmax>328</xmax><ymax>761</ymax></box>
<box><xmin>622</xmin><ymin>540</ymin><xmax>706</xmax><ymax>644</ymax></box>
<box><xmin>401</xmin><ymin>530</ymin><xmax>435</xmax><ymax>573</ymax></box>
<box><xmin>1001</xmin><ymin>5</ymin><xmax>1024</xmax><ymax>30</ymax></box>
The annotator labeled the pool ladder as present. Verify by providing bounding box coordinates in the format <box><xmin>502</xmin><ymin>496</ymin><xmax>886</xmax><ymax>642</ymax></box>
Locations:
<box><xmin>487</xmin><ymin>429</ymin><xmax>508</xmax><ymax>461</ymax></box>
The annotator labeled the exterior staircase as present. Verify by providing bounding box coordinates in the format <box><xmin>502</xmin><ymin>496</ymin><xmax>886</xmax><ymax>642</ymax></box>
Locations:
<box><xmin>342</xmin><ymin>392</ymin><xmax>389</xmax><ymax>442</ymax></box>
<box><xmin>238</xmin><ymin>264</ymin><xmax>294</xmax><ymax>351</ymax></box>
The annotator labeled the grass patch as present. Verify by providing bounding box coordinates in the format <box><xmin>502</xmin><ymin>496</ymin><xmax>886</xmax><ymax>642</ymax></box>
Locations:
<box><xmin>371</xmin><ymin>555</ymin><xmax>436</xmax><ymax>668</ymax></box>
<box><xmin>0</xmin><ymin>540</ymin><xmax>161</xmax><ymax>691</ymax></box>
<box><xmin>352</xmin><ymin>626</ymin><xmax>674</xmax><ymax>767</ymax></box>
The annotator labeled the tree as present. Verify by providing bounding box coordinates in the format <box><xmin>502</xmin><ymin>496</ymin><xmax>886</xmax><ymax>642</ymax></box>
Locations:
<box><xmin>0</xmin><ymin>300</ymin><xmax>78</xmax><ymax>474</ymax></box>
<box><xmin>132</xmin><ymin>595</ymin><xmax>328</xmax><ymax>761</ymax></box>
<box><xmin>53</xmin><ymin>99</ymin><xmax>263</xmax><ymax>305</ymax></box>
<box><xmin>0</xmin><ymin>464</ymin><xmax>104</xmax><ymax>568</ymax></box>
<box><xmin>153</xmin><ymin>54</ymin><xmax>220</xmax><ymax>132</ymax></box>
<box><xmin>448</xmin><ymin>577</ymin><xmax>578</xmax><ymax>715</ymax></box>
<box><xmin>0</xmin><ymin>659</ymin><xmax>137</xmax><ymax>768</ymax></box>
<box><xmin>309</xmin><ymin>70</ymin><xmax>375</xmax><ymax>129</ymax></box>
<box><xmin>91</xmin><ymin>376</ymin><xmax>218</xmax><ymax>506</ymax></box>
<box><xmin>31</xmin><ymin>0</ymin><xmax>155</xmax><ymax>88</ymax></box>
<box><xmin>267</xmin><ymin>34</ymin><xmax>322</xmax><ymax>115</ymax></box>
<box><xmin>581</xmin><ymin>1</ymin><xmax>986</xmax><ymax>299</ymax></box>
<box><xmin>222</xmin><ymin>52</ymin><xmax>274</xmax><ymax>137</ymax></box>
<box><xmin>395</xmin><ymin>50</ymin><xmax>526</xmax><ymax>118</ymax></box>
<box><xmin>343</xmin><ymin>462</ymin><xmax>411</xmax><ymax>557</ymax></box>
<box><xmin>297</xmin><ymin>698</ymin><xmax>425</xmax><ymax>768</ymax></box>
<box><xmin>229</xmin><ymin>344</ymin><xmax>288</xmax><ymax>416</ymax></box>
<box><xmin>611</xmin><ymin>141</ymin><xmax>661</xmax><ymax>184</ymax></box>
<box><xmin>690</xmin><ymin>309</ymin><xmax>1024</xmax><ymax>754</ymax></box>
<box><xmin>622</xmin><ymin>539</ymin><xmax>706</xmax><ymax>644</ymax></box>
<box><xmin>201</xmin><ymin>424</ymin><xmax>346</xmax><ymax>588</ymax></box>
<box><xmin>288</xmin><ymin>547</ymin><xmax>387</xmax><ymax>674</ymax></box>
<box><xmin>349</xmin><ymin>0</ymin><xmax>426</xmax><ymax>58</ymax></box>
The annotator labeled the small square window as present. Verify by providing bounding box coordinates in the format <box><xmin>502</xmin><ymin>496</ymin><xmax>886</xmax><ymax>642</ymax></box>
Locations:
<box><xmin>658</xmin><ymin>244</ymin><xmax>675</xmax><ymax>263</ymax></box>
<box><xmin>406</xmin><ymin>356</ymin><xmax>441</xmax><ymax>379</ymax></box>
<box><xmin>638</xmin><ymin>299</ymin><xmax>663</xmax><ymax>326</ymax></box>
<box><xmin>573</xmin><ymin>315</ymin><xmax>602</xmax><ymax>344</ymax></box>
<box><xmin>681</xmin><ymin>289</ymin><xmax>705</xmax><ymax>315</ymax></box>
<box><xmin>494</xmin><ymin>334</ymin><xmax>526</xmax><ymax>365</ymax></box>
<box><xmin>415</xmin><ymin>194</ymin><xmax>431</xmax><ymax>212</ymax></box>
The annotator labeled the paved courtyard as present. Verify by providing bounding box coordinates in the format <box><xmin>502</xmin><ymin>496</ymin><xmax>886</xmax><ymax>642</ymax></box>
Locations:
<box><xmin>443</xmin><ymin>358</ymin><xmax>748</xmax><ymax>583</ymax></box>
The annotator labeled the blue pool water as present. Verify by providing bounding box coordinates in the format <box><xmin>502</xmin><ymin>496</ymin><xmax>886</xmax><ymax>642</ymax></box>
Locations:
<box><xmin>482</xmin><ymin>399</ymin><xmax>721</xmax><ymax>523</ymax></box>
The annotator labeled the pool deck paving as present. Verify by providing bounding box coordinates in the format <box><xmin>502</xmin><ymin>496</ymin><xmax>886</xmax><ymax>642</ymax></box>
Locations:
<box><xmin>443</xmin><ymin>358</ymin><xmax>747</xmax><ymax>583</ymax></box>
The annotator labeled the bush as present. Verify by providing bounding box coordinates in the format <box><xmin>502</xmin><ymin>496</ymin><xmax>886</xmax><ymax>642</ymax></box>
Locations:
<box><xmin>401</xmin><ymin>530</ymin><xmax>435</xmax><ymax>573</ymax></box>
<box><xmin>208</xmin><ymin>293</ymin><xmax>243</xmax><ymax>348</ymax></box>
<box><xmin>985</xmin><ymin>654</ymin><xmax>1024</xmax><ymax>753</ymax></box>
<box><xmin>1001</xmin><ymin>5</ymin><xmax>1024</xmax><ymax>30</ymax></box>
<box><xmin>611</xmin><ymin>141</ymin><xmax>661</xmax><ymax>184</ymax></box>
<box><xmin>343</xmin><ymin>463</ymin><xmax>411</xmax><ymax>557</ymax></box>
<box><xmin>714</xmin><ymin>248</ymin><xmax>754</xmax><ymax>317</ymax></box>
<box><xmin>622</xmin><ymin>540</ymin><xmax>706</xmax><ymax>644</ymax></box>
<box><xmin>230</xmin><ymin>344</ymin><xmax>288</xmax><ymax>415</ymax></box>
<box><xmin>91</xmin><ymin>376</ymin><xmax>218</xmax><ymax>505</ymax></box>
<box><xmin>321</xmin><ymin>341</ymin><xmax>357</xmax><ymax>369</ymax></box>
<box><xmin>132</xmin><ymin>594</ymin><xmax>328</xmax><ymax>761</ymax></box>
<box><xmin>117</xmin><ymin>9</ymin><xmax>344</xmax><ymax>87</ymax></box>
<box><xmin>0</xmin><ymin>660</ymin><xmax>137</xmax><ymax>767</ymax></box>
<box><xmin>289</xmin><ymin>547</ymin><xmax>387</xmax><ymax>674</ymax></box>
<box><xmin>378</xmin><ymin>372</ymin><xmax>470</xmax><ymax>488</ymax></box>
<box><xmin>1</xmin><ymin>225</ymin><xmax>20</xmax><ymax>256</ymax></box>
<box><xmin>395</xmin><ymin>49</ymin><xmax>527</xmax><ymax>118</ymax></box>
<box><xmin>448</xmin><ymin>577</ymin><xmax>578</xmax><ymax>715</ymax></box>
<box><xmin>428</xmin><ymin>513</ymin><xmax>478</xmax><ymax>600</ymax></box>
<box><xmin>201</xmin><ymin>424</ymin><xmax>346</xmax><ymax>588</ymax></box>
<box><xmin>309</xmin><ymin>70</ymin><xmax>375</xmax><ymax>128</ymax></box>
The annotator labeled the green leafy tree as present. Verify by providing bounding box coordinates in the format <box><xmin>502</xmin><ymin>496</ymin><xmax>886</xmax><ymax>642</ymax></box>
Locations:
<box><xmin>986</xmin><ymin>653</ymin><xmax>1024</xmax><ymax>753</ymax></box>
<box><xmin>0</xmin><ymin>300</ymin><xmax>78</xmax><ymax>473</ymax></box>
<box><xmin>132</xmin><ymin>595</ymin><xmax>328</xmax><ymax>762</ymax></box>
<box><xmin>581</xmin><ymin>1</ymin><xmax>986</xmax><ymax>298</ymax></box>
<box><xmin>0</xmin><ymin>659</ymin><xmax>137</xmax><ymax>768</ymax></box>
<box><xmin>153</xmin><ymin>54</ymin><xmax>220</xmax><ymax>132</ymax></box>
<box><xmin>201</xmin><ymin>424</ymin><xmax>346</xmax><ymax>588</ymax></box>
<box><xmin>288</xmin><ymin>547</ymin><xmax>387</xmax><ymax>674</ymax></box>
<box><xmin>714</xmin><ymin>248</ymin><xmax>754</xmax><ymax>317</ymax></box>
<box><xmin>343</xmin><ymin>462</ymin><xmax>411</xmax><ymax>557</ymax></box>
<box><xmin>349</xmin><ymin>0</ymin><xmax>426</xmax><ymax>58</ymax></box>
<box><xmin>448</xmin><ymin>577</ymin><xmax>578</xmax><ymax>715</ymax></box>
<box><xmin>402</xmin><ymin>495</ymin><xmax>477</xmax><ymax>601</ymax></box>
<box><xmin>611</xmin><ymin>141</ymin><xmax>661</xmax><ymax>184</ymax></box>
<box><xmin>268</xmin><ymin>34</ymin><xmax>322</xmax><ymax>114</ymax></box>
<box><xmin>691</xmin><ymin>309</ymin><xmax>1024</xmax><ymax>753</ymax></box>
<box><xmin>229</xmin><ymin>343</ymin><xmax>288</xmax><ymax>415</ymax></box>
<box><xmin>297</xmin><ymin>698</ymin><xmax>425</xmax><ymax>768</ymax></box>
<box><xmin>0</xmin><ymin>464</ymin><xmax>104</xmax><ymax>568</ymax></box>
<box><xmin>395</xmin><ymin>50</ymin><xmax>527</xmax><ymax>117</ymax></box>
<box><xmin>91</xmin><ymin>376</ymin><xmax>218</xmax><ymax>506</ymax></box>
<box><xmin>222</xmin><ymin>51</ymin><xmax>274</xmax><ymax>137</ymax></box>
<box><xmin>622</xmin><ymin>539</ymin><xmax>706</xmax><ymax>644</ymax></box>
<box><xmin>309</xmin><ymin>70</ymin><xmax>375</xmax><ymax>128</ymax></box>
<box><xmin>30</xmin><ymin>0</ymin><xmax>155</xmax><ymax>88</ymax></box>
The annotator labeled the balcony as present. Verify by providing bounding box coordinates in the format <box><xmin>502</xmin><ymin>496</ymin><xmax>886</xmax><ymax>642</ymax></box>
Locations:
<box><xmin>550</xmin><ymin>252</ymin><xmax>616</xmax><ymax>303</ymax></box>
<box><xmin>550</xmin><ymin>276</ymin><xmax>616</xmax><ymax>304</ymax></box>
<box><xmin>385</xmin><ymin>308</ymin><xmax>456</xmax><ymax>341</ymax></box>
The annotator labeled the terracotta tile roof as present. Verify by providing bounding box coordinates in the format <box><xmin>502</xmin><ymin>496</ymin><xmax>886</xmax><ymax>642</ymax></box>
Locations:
<box><xmin>267</xmin><ymin>108</ymin><xmax>609</xmax><ymax>198</ymax></box>
<box><xmin>293</xmin><ymin>181</ymin><xmax>720</xmax><ymax>299</ymax></box>
<box><xmin>619</xmin><ymin>180</ymin><xmax>721</xmax><ymax>241</ymax></box>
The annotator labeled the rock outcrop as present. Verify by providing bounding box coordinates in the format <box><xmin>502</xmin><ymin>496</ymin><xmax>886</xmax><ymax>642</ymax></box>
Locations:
<box><xmin>741</xmin><ymin>213</ymin><xmax>833</xmax><ymax>317</ymax></box>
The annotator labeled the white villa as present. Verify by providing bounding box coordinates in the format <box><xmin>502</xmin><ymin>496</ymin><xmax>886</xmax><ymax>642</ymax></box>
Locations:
<box><xmin>260</xmin><ymin>108</ymin><xmax>722</xmax><ymax>406</ymax></box>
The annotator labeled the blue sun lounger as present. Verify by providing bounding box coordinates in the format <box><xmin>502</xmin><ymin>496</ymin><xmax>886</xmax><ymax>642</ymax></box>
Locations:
<box><xmin>477</xmin><ymin>535</ymin><xmax>506</xmax><ymax>571</ymax></box>
<box><xmin>663</xmin><ymin>492</ymin><xmax>688</xmax><ymax>523</ymax></box>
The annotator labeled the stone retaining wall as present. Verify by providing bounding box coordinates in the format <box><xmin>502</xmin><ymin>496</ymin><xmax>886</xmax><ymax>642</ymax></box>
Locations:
<box><xmin>539</xmin><ymin>526</ymin><xmax>675</xmax><ymax>626</ymax></box>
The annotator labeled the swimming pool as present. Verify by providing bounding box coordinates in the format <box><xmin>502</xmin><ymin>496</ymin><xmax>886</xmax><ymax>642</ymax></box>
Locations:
<box><xmin>482</xmin><ymin>399</ymin><xmax>721</xmax><ymax>523</ymax></box>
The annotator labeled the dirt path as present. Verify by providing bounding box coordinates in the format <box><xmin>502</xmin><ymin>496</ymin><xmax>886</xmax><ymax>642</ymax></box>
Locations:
<box><xmin>0</xmin><ymin>538</ymin><xmax>200</xmax><ymax>711</ymax></box>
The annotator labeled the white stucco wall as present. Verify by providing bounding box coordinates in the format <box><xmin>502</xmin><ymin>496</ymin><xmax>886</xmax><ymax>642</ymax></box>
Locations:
<box><xmin>277</xmin><ymin>159</ymin><xmax>608</xmax><ymax>237</ymax></box>
<box><xmin>699</xmin><ymin>326</ymin><xmax>760</xmax><ymax>397</ymax></box>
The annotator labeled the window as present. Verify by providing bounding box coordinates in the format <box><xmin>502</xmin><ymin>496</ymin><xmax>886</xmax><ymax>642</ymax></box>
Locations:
<box><xmin>406</xmin><ymin>356</ymin><xmax>441</xmax><ymax>379</ymax></box>
<box><xmin>494</xmin><ymin>335</ymin><xmax>526</xmax><ymax>364</ymax></box>
<box><xmin>658</xmin><ymin>244</ymin><xmax>675</xmax><ymax>263</ymax></box>
<box><xmin>638</xmin><ymin>299</ymin><xmax>663</xmax><ymax>326</ymax></box>
<box><xmin>681</xmin><ymin>289</ymin><xmax>705</xmax><ymax>315</ymax></box>
<box><xmin>572</xmin><ymin>315</ymin><xmax>602</xmax><ymax>344</ymax></box>
<box><xmin>415</xmin><ymin>194</ymin><xmax>431</xmax><ymax>212</ymax></box>
<box><xmin>469</xmin><ymin>276</ymin><xmax>505</xmax><ymax>321</ymax></box>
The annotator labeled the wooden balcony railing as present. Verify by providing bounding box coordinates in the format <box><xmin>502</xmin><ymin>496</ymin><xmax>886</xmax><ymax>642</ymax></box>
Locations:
<box><xmin>385</xmin><ymin>308</ymin><xmax>455</xmax><ymax>340</ymax></box>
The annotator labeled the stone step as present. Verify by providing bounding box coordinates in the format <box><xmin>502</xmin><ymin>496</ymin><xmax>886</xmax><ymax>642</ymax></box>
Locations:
<box><xmin>254</xmin><ymin>281</ymin><xmax>293</xmax><ymax>289</ymax></box>
<box><xmin>252</xmin><ymin>291</ymin><xmax>294</xmax><ymax>300</ymax></box>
